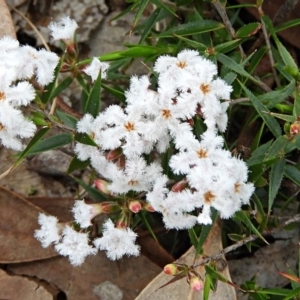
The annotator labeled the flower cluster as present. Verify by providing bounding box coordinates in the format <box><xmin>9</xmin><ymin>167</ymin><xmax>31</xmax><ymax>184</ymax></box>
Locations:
<box><xmin>35</xmin><ymin>204</ymin><xmax>140</xmax><ymax>266</ymax></box>
<box><xmin>75</xmin><ymin>50</ymin><xmax>254</xmax><ymax>229</ymax></box>
<box><xmin>0</xmin><ymin>36</ymin><xmax>59</xmax><ymax>150</ymax></box>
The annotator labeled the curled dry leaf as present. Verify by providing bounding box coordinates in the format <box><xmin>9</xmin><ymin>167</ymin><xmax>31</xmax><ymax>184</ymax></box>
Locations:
<box><xmin>136</xmin><ymin>219</ymin><xmax>237</xmax><ymax>300</ymax></box>
<box><xmin>0</xmin><ymin>186</ymin><xmax>57</xmax><ymax>263</ymax></box>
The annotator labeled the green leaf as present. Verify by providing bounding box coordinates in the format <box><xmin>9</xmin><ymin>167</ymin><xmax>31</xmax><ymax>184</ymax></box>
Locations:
<box><xmin>74</xmin><ymin>132</ymin><xmax>98</xmax><ymax>146</ymax></box>
<box><xmin>72</xmin><ymin>176</ymin><xmax>108</xmax><ymax>201</ymax></box>
<box><xmin>50</xmin><ymin>77</ymin><xmax>73</xmax><ymax>100</ymax></box>
<box><xmin>213</xmin><ymin>39</ymin><xmax>243</xmax><ymax>54</ymax></box>
<box><xmin>26</xmin><ymin>133</ymin><xmax>73</xmax><ymax>156</ymax></box>
<box><xmin>247</xmin><ymin>140</ymin><xmax>273</xmax><ymax>167</ymax></box>
<box><xmin>101</xmin><ymin>83</ymin><xmax>126</xmax><ymax>103</ymax></box>
<box><xmin>139</xmin><ymin>7</ymin><xmax>161</xmax><ymax>44</ymax></box>
<box><xmin>67</xmin><ymin>156</ymin><xmax>90</xmax><ymax>174</ymax></box>
<box><xmin>268</xmin><ymin>158</ymin><xmax>285</xmax><ymax>214</ymax></box>
<box><xmin>15</xmin><ymin>127</ymin><xmax>50</xmax><ymax>166</ymax></box>
<box><xmin>275</xmin><ymin>18</ymin><xmax>300</xmax><ymax>33</ymax></box>
<box><xmin>267</xmin><ymin>112</ymin><xmax>295</xmax><ymax>123</ymax></box>
<box><xmin>121</xmin><ymin>45</ymin><xmax>172</xmax><ymax>57</ymax></box>
<box><xmin>284</xmin><ymin>164</ymin><xmax>300</xmax><ymax>186</ymax></box>
<box><xmin>239</xmin><ymin>82</ymin><xmax>282</xmax><ymax>138</ymax></box>
<box><xmin>84</xmin><ymin>72</ymin><xmax>102</xmax><ymax>117</ymax></box>
<box><xmin>131</xmin><ymin>0</ymin><xmax>150</xmax><ymax>33</ymax></box>
<box><xmin>258</xmin><ymin>80</ymin><xmax>295</xmax><ymax>109</ymax></box>
<box><xmin>283</xmin><ymin>287</ymin><xmax>300</xmax><ymax>300</ymax></box>
<box><xmin>188</xmin><ymin>227</ymin><xmax>199</xmax><ymax>249</ymax></box>
<box><xmin>173</xmin><ymin>34</ymin><xmax>207</xmax><ymax>51</ymax></box>
<box><xmin>155</xmin><ymin>20</ymin><xmax>224</xmax><ymax>38</ymax></box>
<box><xmin>203</xmin><ymin>274</ymin><xmax>212</xmax><ymax>300</ymax></box>
<box><xmin>236</xmin><ymin>22</ymin><xmax>262</xmax><ymax>38</ymax></box>
<box><xmin>265</xmin><ymin>135</ymin><xmax>291</xmax><ymax>161</ymax></box>
<box><xmin>234</xmin><ymin>211</ymin><xmax>268</xmax><ymax>244</ymax></box>
<box><xmin>150</xmin><ymin>0</ymin><xmax>179</xmax><ymax>19</ymax></box>
<box><xmin>55</xmin><ymin>110</ymin><xmax>78</xmax><ymax>130</ymax></box>
<box><xmin>293</xmin><ymin>84</ymin><xmax>300</xmax><ymax>119</ymax></box>
<box><xmin>217</xmin><ymin>53</ymin><xmax>260</xmax><ymax>83</ymax></box>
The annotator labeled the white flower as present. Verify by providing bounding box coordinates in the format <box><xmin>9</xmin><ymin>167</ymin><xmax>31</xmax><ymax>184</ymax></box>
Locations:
<box><xmin>34</xmin><ymin>213</ymin><xmax>61</xmax><ymax>248</ymax></box>
<box><xmin>105</xmin><ymin>156</ymin><xmax>162</xmax><ymax>194</ymax></box>
<box><xmin>0</xmin><ymin>102</ymin><xmax>36</xmax><ymax>150</ymax></box>
<box><xmin>49</xmin><ymin>16</ymin><xmax>78</xmax><ymax>41</ymax></box>
<box><xmin>55</xmin><ymin>226</ymin><xmax>97</xmax><ymax>266</ymax></box>
<box><xmin>83</xmin><ymin>57</ymin><xmax>109</xmax><ymax>81</ymax></box>
<box><xmin>72</xmin><ymin>200</ymin><xmax>103</xmax><ymax>229</ymax></box>
<box><xmin>94</xmin><ymin>219</ymin><xmax>140</xmax><ymax>260</ymax></box>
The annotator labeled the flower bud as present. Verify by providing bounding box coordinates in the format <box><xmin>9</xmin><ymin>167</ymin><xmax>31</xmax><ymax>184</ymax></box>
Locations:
<box><xmin>115</xmin><ymin>213</ymin><xmax>130</xmax><ymax>229</ymax></box>
<box><xmin>106</xmin><ymin>148</ymin><xmax>123</xmax><ymax>161</ymax></box>
<box><xmin>94</xmin><ymin>179</ymin><xmax>110</xmax><ymax>195</ymax></box>
<box><xmin>164</xmin><ymin>264</ymin><xmax>180</xmax><ymax>275</ymax></box>
<box><xmin>100</xmin><ymin>202</ymin><xmax>121</xmax><ymax>214</ymax></box>
<box><xmin>171</xmin><ymin>179</ymin><xmax>188</xmax><ymax>192</ymax></box>
<box><xmin>188</xmin><ymin>274</ymin><xmax>203</xmax><ymax>291</ymax></box>
<box><xmin>290</xmin><ymin>121</ymin><xmax>300</xmax><ymax>135</ymax></box>
<box><xmin>128</xmin><ymin>200</ymin><xmax>142</xmax><ymax>213</ymax></box>
<box><xmin>142</xmin><ymin>202</ymin><xmax>155</xmax><ymax>212</ymax></box>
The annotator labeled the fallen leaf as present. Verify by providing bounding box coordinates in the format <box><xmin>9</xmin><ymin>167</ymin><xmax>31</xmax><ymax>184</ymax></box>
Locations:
<box><xmin>135</xmin><ymin>219</ymin><xmax>237</xmax><ymax>300</ymax></box>
<box><xmin>0</xmin><ymin>186</ymin><xmax>57</xmax><ymax>263</ymax></box>
<box><xmin>0</xmin><ymin>0</ymin><xmax>16</xmax><ymax>38</ymax></box>
<box><xmin>0</xmin><ymin>268</ymin><xmax>54</xmax><ymax>300</ymax></box>
<box><xmin>8</xmin><ymin>252</ymin><xmax>162</xmax><ymax>300</ymax></box>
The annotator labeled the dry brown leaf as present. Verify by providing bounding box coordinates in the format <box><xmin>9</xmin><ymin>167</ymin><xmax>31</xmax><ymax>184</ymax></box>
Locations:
<box><xmin>136</xmin><ymin>219</ymin><xmax>237</xmax><ymax>300</ymax></box>
<box><xmin>0</xmin><ymin>268</ymin><xmax>54</xmax><ymax>300</ymax></box>
<box><xmin>8</xmin><ymin>251</ymin><xmax>162</xmax><ymax>300</ymax></box>
<box><xmin>0</xmin><ymin>186</ymin><xmax>57</xmax><ymax>263</ymax></box>
<box><xmin>0</xmin><ymin>0</ymin><xmax>16</xmax><ymax>38</ymax></box>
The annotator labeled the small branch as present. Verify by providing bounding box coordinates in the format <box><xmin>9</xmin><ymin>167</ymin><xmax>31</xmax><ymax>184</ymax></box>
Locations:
<box><xmin>0</xmin><ymin>165</ymin><xmax>15</xmax><ymax>181</ymax></box>
<box><xmin>9</xmin><ymin>5</ymin><xmax>50</xmax><ymax>51</ymax></box>
<box><xmin>258</xmin><ymin>5</ymin><xmax>281</xmax><ymax>87</ymax></box>
<box><xmin>273</xmin><ymin>0</ymin><xmax>300</xmax><ymax>25</ymax></box>
<box><xmin>228</xmin><ymin>98</ymin><xmax>250</xmax><ymax>105</ymax></box>
<box><xmin>212</xmin><ymin>0</ymin><xmax>245</xmax><ymax>58</ymax></box>
<box><xmin>192</xmin><ymin>213</ymin><xmax>300</xmax><ymax>269</ymax></box>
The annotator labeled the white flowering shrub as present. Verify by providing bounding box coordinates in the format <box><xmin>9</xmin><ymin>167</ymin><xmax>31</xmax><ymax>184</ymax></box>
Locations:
<box><xmin>2</xmin><ymin>1</ymin><xmax>300</xmax><ymax>297</ymax></box>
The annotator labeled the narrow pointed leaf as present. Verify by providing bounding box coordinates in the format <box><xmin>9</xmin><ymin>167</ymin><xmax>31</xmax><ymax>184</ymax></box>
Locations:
<box><xmin>284</xmin><ymin>164</ymin><xmax>300</xmax><ymax>186</ymax></box>
<box><xmin>234</xmin><ymin>211</ymin><xmax>268</xmax><ymax>244</ymax></box>
<box><xmin>55</xmin><ymin>110</ymin><xmax>78</xmax><ymax>130</ymax></box>
<box><xmin>15</xmin><ymin>127</ymin><xmax>50</xmax><ymax>165</ymax></box>
<box><xmin>150</xmin><ymin>0</ymin><xmax>179</xmax><ymax>19</ymax></box>
<box><xmin>139</xmin><ymin>7</ymin><xmax>161</xmax><ymax>44</ymax></box>
<box><xmin>217</xmin><ymin>53</ymin><xmax>260</xmax><ymax>83</ymax></box>
<box><xmin>268</xmin><ymin>158</ymin><xmax>285</xmax><ymax>214</ymax></box>
<box><xmin>67</xmin><ymin>156</ymin><xmax>90</xmax><ymax>174</ymax></box>
<box><xmin>85</xmin><ymin>72</ymin><xmax>101</xmax><ymax>117</ymax></box>
<box><xmin>50</xmin><ymin>76</ymin><xmax>73</xmax><ymax>100</ymax></box>
<box><xmin>26</xmin><ymin>133</ymin><xmax>73</xmax><ymax>156</ymax></box>
<box><xmin>236</xmin><ymin>22</ymin><xmax>262</xmax><ymax>38</ymax></box>
<box><xmin>131</xmin><ymin>0</ymin><xmax>150</xmax><ymax>33</ymax></box>
<box><xmin>74</xmin><ymin>132</ymin><xmax>98</xmax><ymax>146</ymax></box>
<box><xmin>240</xmin><ymin>82</ymin><xmax>282</xmax><ymax>138</ymax></box>
<box><xmin>156</xmin><ymin>20</ymin><xmax>224</xmax><ymax>38</ymax></box>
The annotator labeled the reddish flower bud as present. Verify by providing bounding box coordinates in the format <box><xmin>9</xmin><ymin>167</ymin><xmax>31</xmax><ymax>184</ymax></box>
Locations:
<box><xmin>290</xmin><ymin>121</ymin><xmax>300</xmax><ymax>135</ymax></box>
<box><xmin>115</xmin><ymin>213</ymin><xmax>130</xmax><ymax>229</ymax></box>
<box><xmin>94</xmin><ymin>179</ymin><xmax>110</xmax><ymax>195</ymax></box>
<box><xmin>171</xmin><ymin>179</ymin><xmax>188</xmax><ymax>192</ymax></box>
<box><xmin>106</xmin><ymin>148</ymin><xmax>123</xmax><ymax>161</ymax></box>
<box><xmin>100</xmin><ymin>202</ymin><xmax>121</xmax><ymax>214</ymax></box>
<box><xmin>188</xmin><ymin>273</ymin><xmax>203</xmax><ymax>291</ymax></box>
<box><xmin>142</xmin><ymin>202</ymin><xmax>155</xmax><ymax>212</ymax></box>
<box><xmin>164</xmin><ymin>264</ymin><xmax>179</xmax><ymax>275</ymax></box>
<box><xmin>128</xmin><ymin>200</ymin><xmax>142</xmax><ymax>213</ymax></box>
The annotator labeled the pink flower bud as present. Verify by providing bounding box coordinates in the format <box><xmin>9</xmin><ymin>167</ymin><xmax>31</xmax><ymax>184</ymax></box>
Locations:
<box><xmin>164</xmin><ymin>264</ymin><xmax>179</xmax><ymax>275</ymax></box>
<box><xmin>115</xmin><ymin>213</ymin><xmax>130</xmax><ymax>229</ymax></box>
<box><xmin>128</xmin><ymin>200</ymin><xmax>142</xmax><ymax>213</ymax></box>
<box><xmin>94</xmin><ymin>179</ymin><xmax>110</xmax><ymax>195</ymax></box>
<box><xmin>188</xmin><ymin>274</ymin><xmax>203</xmax><ymax>291</ymax></box>
<box><xmin>171</xmin><ymin>179</ymin><xmax>188</xmax><ymax>192</ymax></box>
<box><xmin>106</xmin><ymin>148</ymin><xmax>123</xmax><ymax>161</ymax></box>
<box><xmin>290</xmin><ymin>121</ymin><xmax>300</xmax><ymax>135</ymax></box>
<box><xmin>100</xmin><ymin>202</ymin><xmax>121</xmax><ymax>214</ymax></box>
<box><xmin>142</xmin><ymin>202</ymin><xmax>155</xmax><ymax>212</ymax></box>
